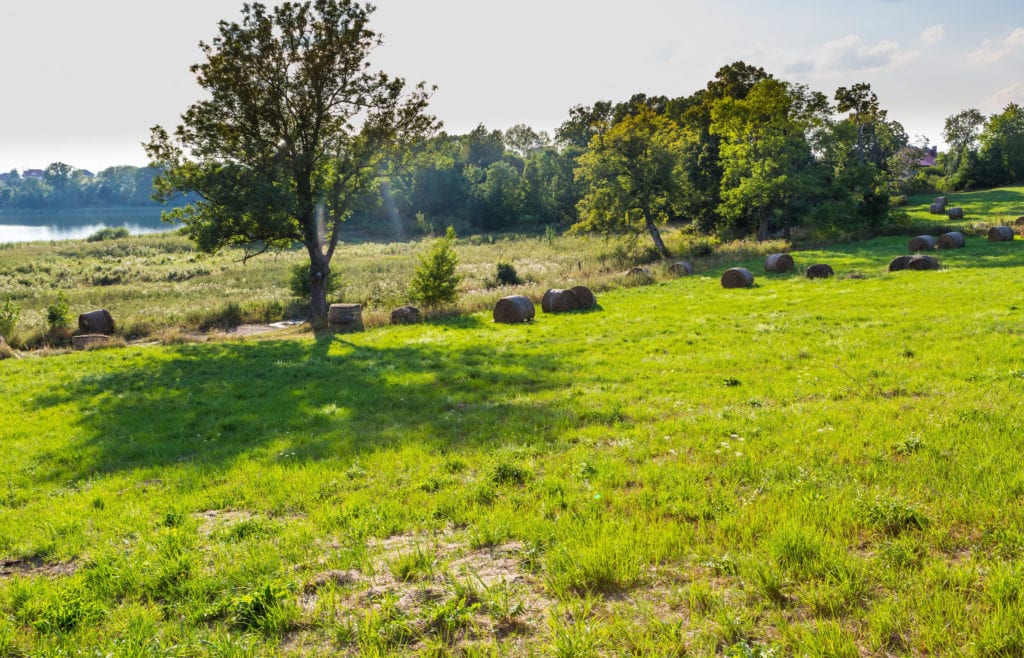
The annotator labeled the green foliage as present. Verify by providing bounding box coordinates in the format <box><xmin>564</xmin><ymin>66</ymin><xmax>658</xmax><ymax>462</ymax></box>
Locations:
<box><xmin>287</xmin><ymin>262</ymin><xmax>341</xmax><ymax>301</ymax></box>
<box><xmin>0</xmin><ymin>298</ymin><xmax>19</xmax><ymax>340</ymax></box>
<box><xmin>46</xmin><ymin>291</ymin><xmax>71</xmax><ymax>331</ymax></box>
<box><xmin>229</xmin><ymin>581</ymin><xmax>294</xmax><ymax>635</ymax></box>
<box><xmin>408</xmin><ymin>227</ymin><xmax>462</xmax><ymax>307</ymax></box>
<box><xmin>494</xmin><ymin>261</ymin><xmax>522</xmax><ymax>286</ymax></box>
<box><xmin>86</xmin><ymin>226</ymin><xmax>131</xmax><ymax>242</ymax></box>
<box><xmin>145</xmin><ymin>0</ymin><xmax>437</xmax><ymax>323</ymax></box>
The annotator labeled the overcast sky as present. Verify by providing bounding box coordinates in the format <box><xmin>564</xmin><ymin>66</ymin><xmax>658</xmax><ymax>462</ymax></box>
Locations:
<box><xmin>2</xmin><ymin>0</ymin><xmax>1023</xmax><ymax>172</ymax></box>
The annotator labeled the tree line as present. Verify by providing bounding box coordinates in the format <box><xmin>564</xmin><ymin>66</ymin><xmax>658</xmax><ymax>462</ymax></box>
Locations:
<box><xmin>347</xmin><ymin>63</ymin><xmax>921</xmax><ymax>251</ymax></box>
<box><xmin>0</xmin><ymin>164</ymin><xmax>163</xmax><ymax>210</ymax></box>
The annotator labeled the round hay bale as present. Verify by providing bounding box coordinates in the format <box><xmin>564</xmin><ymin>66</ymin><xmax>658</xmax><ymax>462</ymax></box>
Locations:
<box><xmin>721</xmin><ymin>267</ymin><xmax>754</xmax><ymax>289</ymax></box>
<box><xmin>947</xmin><ymin>207</ymin><xmax>965</xmax><ymax>220</ymax></box>
<box><xmin>805</xmin><ymin>264</ymin><xmax>834</xmax><ymax>279</ymax></box>
<box><xmin>570</xmin><ymin>286</ymin><xmax>596</xmax><ymax>310</ymax></box>
<box><xmin>328</xmin><ymin>303</ymin><xmax>363</xmax><ymax>327</ymax></box>
<box><xmin>888</xmin><ymin>255</ymin><xmax>913</xmax><ymax>271</ymax></box>
<box><xmin>907</xmin><ymin>235</ymin><xmax>937</xmax><ymax>251</ymax></box>
<box><xmin>929</xmin><ymin>203</ymin><xmax>946</xmax><ymax>214</ymax></box>
<box><xmin>541</xmin><ymin>288</ymin><xmax>579</xmax><ymax>313</ymax></box>
<box><xmin>764</xmin><ymin>253</ymin><xmax>795</xmax><ymax>273</ymax></box>
<box><xmin>78</xmin><ymin>309</ymin><xmax>115</xmax><ymax>335</ymax></box>
<box><xmin>390</xmin><ymin>305</ymin><xmax>420</xmax><ymax>325</ymax></box>
<box><xmin>1014</xmin><ymin>216</ymin><xmax>1024</xmax><ymax>226</ymax></box>
<box><xmin>938</xmin><ymin>231</ymin><xmax>966</xmax><ymax>249</ymax></box>
<box><xmin>988</xmin><ymin>226</ymin><xmax>1015</xmax><ymax>242</ymax></box>
<box><xmin>934</xmin><ymin>196</ymin><xmax>947</xmax><ymax>205</ymax></box>
<box><xmin>907</xmin><ymin>255</ymin><xmax>940</xmax><ymax>271</ymax></box>
<box><xmin>668</xmin><ymin>261</ymin><xmax>694</xmax><ymax>276</ymax></box>
<box><xmin>493</xmin><ymin>295</ymin><xmax>535</xmax><ymax>323</ymax></box>
<box><xmin>626</xmin><ymin>267</ymin><xmax>651</xmax><ymax>277</ymax></box>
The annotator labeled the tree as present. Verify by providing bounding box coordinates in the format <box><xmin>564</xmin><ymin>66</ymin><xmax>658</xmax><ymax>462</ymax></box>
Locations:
<box><xmin>711</xmin><ymin>79</ymin><xmax>815</xmax><ymax>241</ymax></box>
<box><xmin>572</xmin><ymin>105</ymin><xmax>689</xmax><ymax>256</ymax></box>
<box><xmin>146</xmin><ymin>0</ymin><xmax>437</xmax><ymax>325</ymax></box>
<box><xmin>942</xmin><ymin>108</ymin><xmax>985</xmax><ymax>179</ymax></box>
<box><xmin>409</xmin><ymin>226</ymin><xmax>461</xmax><ymax>307</ymax></box>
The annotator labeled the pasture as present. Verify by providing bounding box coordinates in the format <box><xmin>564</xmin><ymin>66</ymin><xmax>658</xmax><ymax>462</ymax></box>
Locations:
<box><xmin>2</xmin><ymin>221</ymin><xmax>1024</xmax><ymax>654</ymax></box>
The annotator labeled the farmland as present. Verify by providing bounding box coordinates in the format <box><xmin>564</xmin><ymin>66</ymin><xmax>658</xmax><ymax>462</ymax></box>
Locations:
<box><xmin>2</xmin><ymin>193</ymin><xmax>1024</xmax><ymax>655</ymax></box>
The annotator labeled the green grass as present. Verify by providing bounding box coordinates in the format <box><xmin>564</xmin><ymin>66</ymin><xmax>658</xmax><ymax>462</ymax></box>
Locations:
<box><xmin>905</xmin><ymin>185</ymin><xmax>1024</xmax><ymax>226</ymax></box>
<box><xmin>3</xmin><ymin>206</ymin><xmax>1024</xmax><ymax>653</ymax></box>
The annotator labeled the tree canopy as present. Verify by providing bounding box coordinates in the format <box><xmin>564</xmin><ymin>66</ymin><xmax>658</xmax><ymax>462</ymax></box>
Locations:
<box><xmin>146</xmin><ymin>0</ymin><xmax>437</xmax><ymax>324</ymax></box>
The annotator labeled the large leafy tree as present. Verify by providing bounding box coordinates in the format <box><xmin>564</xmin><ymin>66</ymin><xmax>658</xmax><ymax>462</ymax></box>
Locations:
<box><xmin>146</xmin><ymin>0</ymin><xmax>437</xmax><ymax>324</ymax></box>
<box><xmin>572</xmin><ymin>105</ymin><xmax>689</xmax><ymax>256</ymax></box>
<box><xmin>711</xmin><ymin>79</ymin><xmax>818</xmax><ymax>241</ymax></box>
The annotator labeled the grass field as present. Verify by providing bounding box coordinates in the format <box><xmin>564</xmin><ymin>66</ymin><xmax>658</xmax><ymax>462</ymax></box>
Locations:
<box><xmin>3</xmin><ymin>221</ymin><xmax>1024</xmax><ymax>654</ymax></box>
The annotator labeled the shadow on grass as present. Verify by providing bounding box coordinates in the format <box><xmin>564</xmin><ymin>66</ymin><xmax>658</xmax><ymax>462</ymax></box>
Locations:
<box><xmin>31</xmin><ymin>331</ymin><xmax>570</xmax><ymax>481</ymax></box>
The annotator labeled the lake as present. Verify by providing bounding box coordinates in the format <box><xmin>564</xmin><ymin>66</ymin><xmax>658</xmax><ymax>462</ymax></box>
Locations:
<box><xmin>0</xmin><ymin>208</ymin><xmax>175</xmax><ymax>243</ymax></box>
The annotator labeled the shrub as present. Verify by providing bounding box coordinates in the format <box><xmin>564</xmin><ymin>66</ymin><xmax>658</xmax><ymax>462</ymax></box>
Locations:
<box><xmin>495</xmin><ymin>261</ymin><xmax>522</xmax><ymax>286</ymax></box>
<box><xmin>287</xmin><ymin>262</ymin><xmax>341</xmax><ymax>301</ymax></box>
<box><xmin>46</xmin><ymin>291</ymin><xmax>71</xmax><ymax>331</ymax></box>
<box><xmin>0</xmin><ymin>298</ymin><xmax>19</xmax><ymax>341</ymax></box>
<box><xmin>409</xmin><ymin>226</ymin><xmax>462</xmax><ymax>308</ymax></box>
<box><xmin>86</xmin><ymin>226</ymin><xmax>131</xmax><ymax>242</ymax></box>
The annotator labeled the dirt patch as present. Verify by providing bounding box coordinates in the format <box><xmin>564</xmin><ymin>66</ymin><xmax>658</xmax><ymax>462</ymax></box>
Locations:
<box><xmin>193</xmin><ymin>509</ymin><xmax>256</xmax><ymax>536</ymax></box>
<box><xmin>0</xmin><ymin>557</ymin><xmax>78</xmax><ymax>579</ymax></box>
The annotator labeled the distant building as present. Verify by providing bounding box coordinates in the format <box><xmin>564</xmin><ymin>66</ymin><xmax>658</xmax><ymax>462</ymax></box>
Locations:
<box><xmin>918</xmin><ymin>146</ymin><xmax>938</xmax><ymax>168</ymax></box>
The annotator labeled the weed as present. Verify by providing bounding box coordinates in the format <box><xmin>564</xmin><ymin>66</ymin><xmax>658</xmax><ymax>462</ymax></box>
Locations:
<box><xmin>228</xmin><ymin>581</ymin><xmax>295</xmax><ymax>636</ymax></box>
<box><xmin>860</xmin><ymin>498</ymin><xmax>929</xmax><ymax>535</ymax></box>
<box><xmin>388</xmin><ymin>547</ymin><xmax>435</xmax><ymax>582</ymax></box>
<box><xmin>491</xmin><ymin>461</ymin><xmax>530</xmax><ymax>486</ymax></box>
<box><xmin>0</xmin><ymin>298</ymin><xmax>19</xmax><ymax>340</ymax></box>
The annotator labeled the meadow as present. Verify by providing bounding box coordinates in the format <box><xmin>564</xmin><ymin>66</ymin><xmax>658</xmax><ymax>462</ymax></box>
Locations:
<box><xmin>2</xmin><ymin>193</ymin><xmax>1024</xmax><ymax>655</ymax></box>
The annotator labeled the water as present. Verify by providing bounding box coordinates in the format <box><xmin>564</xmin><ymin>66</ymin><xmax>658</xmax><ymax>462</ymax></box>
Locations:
<box><xmin>0</xmin><ymin>209</ymin><xmax>174</xmax><ymax>243</ymax></box>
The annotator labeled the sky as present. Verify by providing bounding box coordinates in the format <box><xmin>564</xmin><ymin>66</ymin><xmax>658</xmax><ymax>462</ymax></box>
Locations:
<box><xmin>2</xmin><ymin>0</ymin><xmax>1024</xmax><ymax>173</ymax></box>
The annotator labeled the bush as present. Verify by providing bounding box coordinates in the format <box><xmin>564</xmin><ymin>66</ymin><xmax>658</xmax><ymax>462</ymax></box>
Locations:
<box><xmin>495</xmin><ymin>261</ymin><xmax>522</xmax><ymax>286</ymax></box>
<box><xmin>287</xmin><ymin>262</ymin><xmax>341</xmax><ymax>300</ymax></box>
<box><xmin>0</xmin><ymin>299</ymin><xmax>19</xmax><ymax>341</ymax></box>
<box><xmin>46</xmin><ymin>291</ymin><xmax>71</xmax><ymax>331</ymax></box>
<box><xmin>86</xmin><ymin>226</ymin><xmax>131</xmax><ymax>242</ymax></box>
<box><xmin>409</xmin><ymin>227</ymin><xmax>462</xmax><ymax>308</ymax></box>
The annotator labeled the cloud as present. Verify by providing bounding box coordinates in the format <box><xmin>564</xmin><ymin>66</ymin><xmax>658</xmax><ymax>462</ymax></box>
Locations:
<box><xmin>920</xmin><ymin>24</ymin><xmax>944</xmax><ymax>45</ymax></box>
<box><xmin>781</xmin><ymin>34</ymin><xmax>917</xmax><ymax>77</ymax></box>
<box><xmin>967</xmin><ymin>27</ymin><xmax>1024</xmax><ymax>64</ymax></box>
<box><xmin>990</xmin><ymin>81</ymin><xmax>1024</xmax><ymax>108</ymax></box>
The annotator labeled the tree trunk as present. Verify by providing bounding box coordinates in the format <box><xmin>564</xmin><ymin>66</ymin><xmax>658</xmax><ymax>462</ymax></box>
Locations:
<box><xmin>757</xmin><ymin>212</ymin><xmax>769</xmax><ymax>242</ymax></box>
<box><xmin>307</xmin><ymin>250</ymin><xmax>330</xmax><ymax>329</ymax></box>
<box><xmin>643</xmin><ymin>209</ymin><xmax>670</xmax><ymax>257</ymax></box>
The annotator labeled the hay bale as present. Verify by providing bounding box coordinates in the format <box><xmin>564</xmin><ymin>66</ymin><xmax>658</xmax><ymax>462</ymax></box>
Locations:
<box><xmin>78</xmin><ymin>309</ymin><xmax>115</xmax><ymax>335</ymax></box>
<box><xmin>668</xmin><ymin>261</ymin><xmax>694</xmax><ymax>276</ymax></box>
<box><xmin>805</xmin><ymin>264</ymin><xmax>834</xmax><ymax>279</ymax></box>
<box><xmin>570</xmin><ymin>286</ymin><xmax>596</xmax><ymax>310</ymax></box>
<box><xmin>908</xmin><ymin>235</ymin><xmax>937</xmax><ymax>251</ymax></box>
<box><xmin>764</xmin><ymin>253</ymin><xmax>795</xmax><ymax>273</ymax></box>
<box><xmin>721</xmin><ymin>267</ymin><xmax>754</xmax><ymax>289</ymax></box>
<box><xmin>327</xmin><ymin>303</ymin><xmax>362</xmax><ymax>327</ymax></box>
<box><xmin>390</xmin><ymin>305</ymin><xmax>420</xmax><ymax>325</ymax></box>
<box><xmin>1014</xmin><ymin>216</ymin><xmax>1024</xmax><ymax>226</ymax></box>
<box><xmin>988</xmin><ymin>226</ymin><xmax>1015</xmax><ymax>242</ymax></box>
<box><xmin>907</xmin><ymin>255</ymin><xmax>940</xmax><ymax>271</ymax></box>
<box><xmin>938</xmin><ymin>231</ymin><xmax>965</xmax><ymax>249</ymax></box>
<box><xmin>947</xmin><ymin>207</ymin><xmax>965</xmax><ymax>220</ymax></box>
<box><xmin>929</xmin><ymin>203</ymin><xmax>946</xmax><ymax>214</ymax></box>
<box><xmin>493</xmin><ymin>295</ymin><xmax>535</xmax><ymax>323</ymax></box>
<box><xmin>934</xmin><ymin>196</ymin><xmax>947</xmax><ymax>205</ymax></box>
<box><xmin>541</xmin><ymin>288</ymin><xmax>579</xmax><ymax>313</ymax></box>
<box><xmin>888</xmin><ymin>255</ymin><xmax>913</xmax><ymax>271</ymax></box>
<box><xmin>72</xmin><ymin>334</ymin><xmax>119</xmax><ymax>351</ymax></box>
